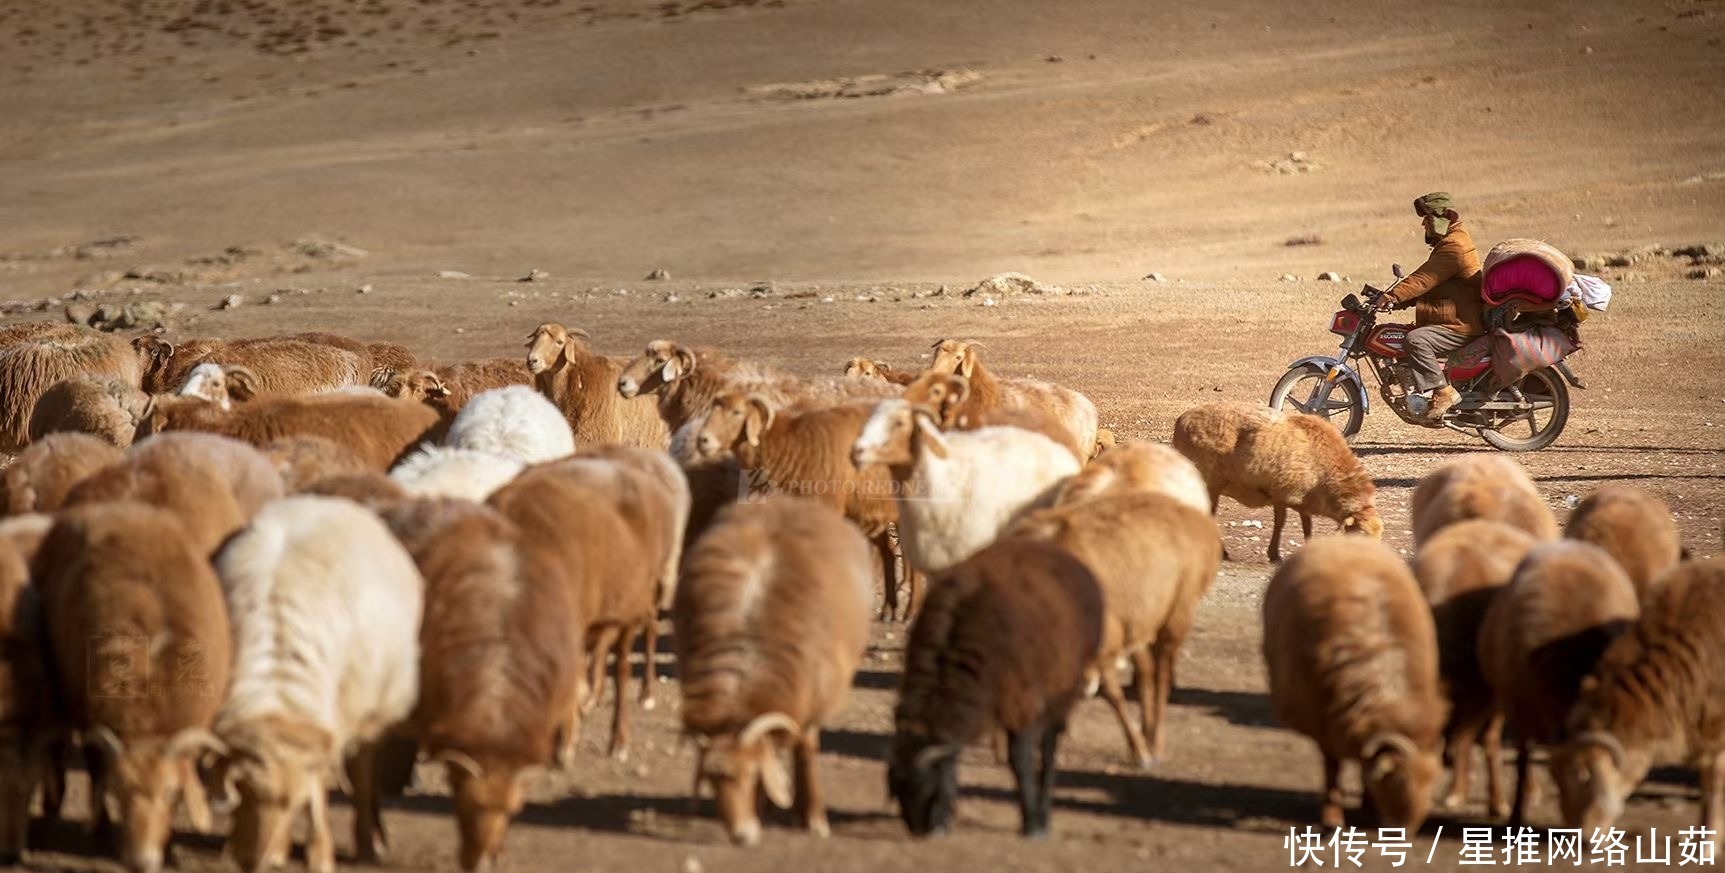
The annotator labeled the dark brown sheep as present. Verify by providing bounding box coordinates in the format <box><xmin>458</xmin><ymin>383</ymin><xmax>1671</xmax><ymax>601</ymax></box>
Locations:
<box><xmin>134</xmin><ymin>391</ymin><xmax>440</xmax><ymax>471</ymax></box>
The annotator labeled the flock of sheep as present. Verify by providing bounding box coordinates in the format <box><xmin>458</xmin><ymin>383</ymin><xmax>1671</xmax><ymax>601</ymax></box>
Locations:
<box><xmin>0</xmin><ymin>318</ymin><xmax>1716</xmax><ymax>873</ymax></box>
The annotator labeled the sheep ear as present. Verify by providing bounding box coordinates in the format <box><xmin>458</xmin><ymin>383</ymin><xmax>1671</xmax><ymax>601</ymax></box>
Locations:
<box><xmin>222</xmin><ymin>366</ymin><xmax>260</xmax><ymax>402</ymax></box>
<box><xmin>958</xmin><ymin>345</ymin><xmax>980</xmax><ymax>379</ymax></box>
<box><xmin>661</xmin><ymin>347</ymin><xmax>695</xmax><ymax>383</ymax></box>
<box><xmin>913</xmin><ymin>413</ymin><xmax>949</xmax><ymax>460</ymax></box>
<box><xmin>744</xmin><ymin>395</ymin><xmax>774</xmax><ymax>447</ymax></box>
<box><xmin>759</xmin><ymin>751</ymin><xmax>793</xmax><ymax>810</ymax></box>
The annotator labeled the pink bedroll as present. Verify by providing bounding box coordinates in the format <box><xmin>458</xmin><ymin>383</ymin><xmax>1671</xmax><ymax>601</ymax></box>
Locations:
<box><xmin>1482</xmin><ymin>255</ymin><xmax>1564</xmax><ymax>306</ymax></box>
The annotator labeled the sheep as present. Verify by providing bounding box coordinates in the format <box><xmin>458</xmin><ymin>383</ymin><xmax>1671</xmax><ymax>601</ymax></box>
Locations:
<box><xmin>1261</xmin><ymin>536</ymin><xmax>1444</xmax><ymax>830</ymax></box>
<box><xmin>258</xmin><ymin>436</ymin><xmax>373</xmax><ymax>492</ymax></box>
<box><xmin>1010</xmin><ymin>492</ymin><xmax>1219</xmax><ymax>766</ymax></box>
<box><xmin>63</xmin><ymin>432</ymin><xmax>284</xmax><ymax>555</ymax></box>
<box><xmin>899</xmin><ymin>370</ymin><xmax>1091</xmax><ymax>463</ymax></box>
<box><xmin>1171</xmin><ymin>402</ymin><xmax>1383</xmax><ymax>562</ymax></box>
<box><xmin>487</xmin><ymin>450</ymin><xmax>686</xmax><ymax>760</ymax></box>
<box><xmin>922</xmin><ymin>339</ymin><xmax>1100</xmax><ymax>461</ymax></box>
<box><xmin>380</xmin><ymin>358</ymin><xmax>534</xmax><ymax>426</ymax></box>
<box><xmin>843</xmin><ymin>357</ymin><xmax>915</xmax><ymax>385</ymax></box>
<box><xmin>1477</xmin><ymin>540</ymin><xmax>1640</xmax><ymax>825</ymax></box>
<box><xmin>1411</xmin><ymin>519</ymin><xmax>1538</xmax><ymax>817</ymax></box>
<box><xmin>1563</xmin><ymin>484</ymin><xmax>1684</xmax><ymax>595</ymax></box>
<box><xmin>258</xmin><ymin>332</ymin><xmax>416</xmax><ymax>387</ymax></box>
<box><xmin>444</xmin><ymin>386</ymin><xmax>575</xmax><ymax>465</ymax></box>
<box><xmin>133</xmin><ymin>336</ymin><xmax>363</xmax><ymax>397</ymax></box>
<box><xmin>1409</xmin><ymin>454</ymin><xmax>1558</xmax><ymax>546</ymax></box>
<box><xmin>37</xmin><ymin>502</ymin><xmax>231</xmax><ymax>873</ymax></box>
<box><xmin>888</xmin><ymin>538</ymin><xmax>1103</xmax><ymax>838</ymax></box>
<box><xmin>207</xmin><ymin>495</ymin><xmax>424</xmax><ymax>873</ymax></box>
<box><xmin>0</xmin><ymin>325</ymin><xmax>142</xmax><ymax>454</ymax></box>
<box><xmin>1</xmin><ymin>432</ymin><xmax>123</xmax><ymax>515</ymax></box>
<box><xmin>300</xmin><ymin>471</ymin><xmax>411</xmax><ymax>505</ymax></box>
<box><xmin>390</xmin><ymin>446</ymin><xmax>524</xmax><ymax>502</ymax></box>
<box><xmin>1052</xmin><ymin>439</ymin><xmax>1209</xmax><ymax>511</ymax></box>
<box><xmin>0</xmin><ymin>528</ymin><xmax>54</xmax><ymax>866</ymax></box>
<box><xmin>676</xmin><ymin>496</ymin><xmax>873</xmax><ymax>845</ymax></box>
<box><xmin>175</xmin><ymin>362</ymin><xmax>259</xmax><ymax>410</ymax></box>
<box><xmin>1553</xmin><ymin>558</ymin><xmax>1725</xmax><ymax>841</ymax></box>
<box><xmin>378</xmin><ymin>498</ymin><xmax>581</xmax><ymax>871</ymax></box>
<box><xmin>526</xmin><ymin>323</ymin><xmax>669</xmax><ymax>449</ymax></box>
<box><xmin>694</xmin><ymin>391</ymin><xmax>917</xmax><ymax>621</ymax></box>
<box><xmin>1093</xmin><ymin>426</ymin><xmax>1118</xmax><ymax>455</ymax></box>
<box><xmin>27</xmin><ymin>375</ymin><xmax>152</xmax><ymax>447</ymax></box>
<box><xmin>134</xmin><ymin>390</ymin><xmax>441</xmax><ymax>471</ymax></box>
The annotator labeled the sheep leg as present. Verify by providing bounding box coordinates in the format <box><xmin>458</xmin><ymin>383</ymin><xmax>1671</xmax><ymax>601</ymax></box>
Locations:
<box><xmin>85</xmin><ymin>742</ymin><xmax>113</xmax><ymax>836</ymax></box>
<box><xmin>349</xmin><ymin>743</ymin><xmax>387</xmax><ymax>862</ymax></box>
<box><xmin>1036</xmin><ymin>724</ymin><xmax>1061</xmax><ymax>836</ymax></box>
<box><xmin>556</xmin><ymin>694</ymin><xmax>582</xmax><ymax>769</ymax></box>
<box><xmin>583</xmin><ymin>625</ymin><xmax>620</xmax><ymax>714</ymax></box>
<box><xmin>43</xmin><ymin>739</ymin><xmax>68</xmax><ymax>821</ymax></box>
<box><xmin>1700</xmin><ymin>750</ymin><xmax>1725</xmax><ymax>843</ymax></box>
<box><xmin>608</xmin><ymin>626</ymin><xmax>640</xmax><ymax>760</ymax></box>
<box><xmin>1147</xmin><ymin>639</ymin><xmax>1178</xmax><ymax>761</ymax></box>
<box><xmin>1097</xmin><ymin>661</ymin><xmax>1151</xmax><ymax>768</ymax></box>
<box><xmin>1320</xmin><ymin>753</ymin><xmax>1344</xmax><ymax>829</ymax></box>
<box><xmin>906</xmin><ymin>567</ymin><xmax>925</xmax><ymax>623</ymax></box>
<box><xmin>306</xmin><ymin>777</ymin><xmax>335</xmax><ymax>873</ymax></box>
<box><xmin>1508</xmin><ymin>738</ymin><xmax>1532</xmax><ymax>826</ymax></box>
<box><xmin>795</xmin><ymin>728</ymin><xmax>829</xmax><ymax>838</ymax></box>
<box><xmin>1269</xmin><ymin>504</ymin><xmax>1287</xmax><ymax>563</ymax></box>
<box><xmin>1440</xmin><ymin>717</ymin><xmax>1479</xmax><ymax>812</ymax></box>
<box><xmin>1483</xmin><ymin>712</ymin><xmax>1509</xmax><ymax>819</ymax></box>
<box><xmin>872</xmin><ymin>530</ymin><xmax>898</xmax><ymax>621</ymax></box>
<box><xmin>177</xmin><ymin>756</ymin><xmax>214</xmax><ymax>832</ymax></box>
<box><xmin>1210</xmin><ymin>491</ymin><xmax>1234</xmax><ymax>562</ymax></box>
<box><xmin>640</xmin><ymin>616</ymin><xmax>659</xmax><ymax>711</ymax></box>
<box><xmin>1006</xmin><ymin>727</ymin><xmax>1047</xmax><ymax>839</ymax></box>
<box><xmin>1300</xmin><ymin>511</ymin><xmax>1313</xmax><ymax>541</ymax></box>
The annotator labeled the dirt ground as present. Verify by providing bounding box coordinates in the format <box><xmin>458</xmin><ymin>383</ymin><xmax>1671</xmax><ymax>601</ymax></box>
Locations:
<box><xmin>3</xmin><ymin>0</ymin><xmax>1724</xmax><ymax>870</ymax></box>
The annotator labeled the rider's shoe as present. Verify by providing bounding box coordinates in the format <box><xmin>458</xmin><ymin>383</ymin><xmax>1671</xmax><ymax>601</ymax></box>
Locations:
<box><xmin>1422</xmin><ymin>385</ymin><xmax>1460</xmax><ymax>422</ymax></box>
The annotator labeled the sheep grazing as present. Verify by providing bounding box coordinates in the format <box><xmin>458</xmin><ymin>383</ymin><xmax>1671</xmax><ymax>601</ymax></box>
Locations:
<box><xmin>1262</xmin><ymin>536</ymin><xmax>1444</xmax><ymax>830</ymax></box>
<box><xmin>695</xmin><ymin>391</ymin><xmax>917</xmax><ymax>621</ymax></box>
<box><xmin>385</xmin><ymin>358</ymin><xmax>534</xmax><ymax>414</ymax></box>
<box><xmin>1409</xmin><ymin>454</ymin><xmax>1558</xmax><ymax>546</ymax></box>
<box><xmin>1171</xmin><ymin>402</ymin><xmax>1382</xmax><ymax>562</ymax></box>
<box><xmin>1563</xmin><ymin>484</ymin><xmax>1684</xmax><ymax>594</ymax></box>
<box><xmin>526</xmin><ymin>323</ymin><xmax>669</xmax><ymax>449</ymax></box>
<box><xmin>175</xmin><ymin>362</ymin><xmax>259</xmax><ymax>410</ymax></box>
<box><xmin>889</xmin><ymin>539</ymin><xmax>1103</xmax><ymax>838</ymax></box>
<box><xmin>852</xmin><ymin>398</ymin><xmax>1080</xmax><ymax>577</ymax></box>
<box><xmin>0</xmin><ymin>529</ymin><xmax>53</xmax><ymax>865</ymax></box>
<box><xmin>843</xmin><ymin>357</ymin><xmax>915</xmax><ymax>385</ymax></box>
<box><xmin>1053</xmin><ymin>440</ymin><xmax>1209</xmax><ymax>512</ymax></box>
<box><xmin>38</xmin><ymin>503</ymin><xmax>231</xmax><ymax>873</ymax></box>
<box><xmin>1412</xmin><ymin>519</ymin><xmax>1538</xmax><ymax>817</ymax></box>
<box><xmin>1010</xmin><ymin>493</ymin><xmax>1220</xmax><ymax>766</ymax></box>
<box><xmin>1554</xmin><ymin>558</ymin><xmax>1725</xmax><ymax>840</ymax></box>
<box><xmin>259</xmin><ymin>436</ymin><xmax>373</xmax><ymax>492</ymax></box>
<box><xmin>922</xmin><ymin>339</ymin><xmax>1100</xmax><ymax>461</ymax></box>
<box><xmin>133</xmin><ymin>336</ymin><xmax>365</xmax><ymax>397</ymax></box>
<box><xmin>1</xmin><ymin>432</ymin><xmax>123</xmax><ymax>515</ymax></box>
<box><xmin>28</xmin><ymin>375</ymin><xmax>152</xmax><ymax>447</ymax></box>
<box><xmin>445</xmin><ymin>385</ymin><xmax>575</xmax><ymax>465</ymax></box>
<box><xmin>676</xmin><ymin>497</ymin><xmax>873</xmax><ymax>845</ymax></box>
<box><xmin>1477</xmin><ymin>540</ymin><xmax>1640</xmax><ymax>825</ymax></box>
<box><xmin>134</xmin><ymin>390</ymin><xmax>441</xmax><ymax>471</ymax></box>
<box><xmin>262</xmin><ymin>332</ymin><xmax>416</xmax><ymax>387</ymax></box>
<box><xmin>0</xmin><ymin>325</ymin><xmax>142</xmax><ymax>454</ymax></box>
<box><xmin>379</xmin><ymin>498</ymin><xmax>581</xmax><ymax>871</ymax></box>
<box><xmin>390</xmin><ymin>446</ymin><xmax>524</xmax><ymax>502</ymax></box>
<box><xmin>63</xmin><ymin>433</ymin><xmax>284</xmax><ymax>555</ymax></box>
<box><xmin>209</xmin><ymin>496</ymin><xmax>424</xmax><ymax>873</ymax></box>
<box><xmin>900</xmin><ymin>372</ymin><xmax>1089</xmax><ymax>462</ymax></box>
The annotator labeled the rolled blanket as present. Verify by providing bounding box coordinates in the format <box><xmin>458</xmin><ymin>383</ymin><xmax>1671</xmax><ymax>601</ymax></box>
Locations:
<box><xmin>1481</xmin><ymin>239</ymin><xmax>1575</xmax><ymax>308</ymax></box>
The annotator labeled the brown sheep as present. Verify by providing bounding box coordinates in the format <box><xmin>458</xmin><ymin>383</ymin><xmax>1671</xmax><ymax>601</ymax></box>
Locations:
<box><xmin>1173</xmin><ymin>402</ymin><xmax>1383</xmax><ymax>561</ymax></box>
<box><xmin>1010</xmin><ymin>493</ymin><xmax>1219</xmax><ymax>766</ymax></box>
<box><xmin>379</xmin><ymin>498</ymin><xmax>581</xmax><ymax>871</ymax></box>
<box><xmin>254</xmin><ymin>332</ymin><xmax>417</xmax><ymax>386</ymax></box>
<box><xmin>1412</xmin><ymin>519</ymin><xmax>1538</xmax><ymax>817</ymax></box>
<box><xmin>63</xmin><ymin>432</ymin><xmax>285</xmax><ymax>555</ymax></box>
<box><xmin>1477</xmin><ymin>540</ymin><xmax>1640</xmax><ymax>825</ymax></box>
<box><xmin>258</xmin><ymin>435</ymin><xmax>373</xmax><ymax>492</ymax></box>
<box><xmin>0</xmin><ymin>325</ymin><xmax>142</xmax><ymax>454</ymax></box>
<box><xmin>1052</xmin><ymin>439</ymin><xmax>1209</xmax><ymax>512</ymax></box>
<box><xmin>676</xmin><ymin>496</ymin><xmax>873</xmax><ymax>845</ymax></box>
<box><xmin>694</xmin><ymin>391</ymin><xmax>917</xmax><ymax>621</ymax></box>
<box><xmin>1</xmin><ymin>432</ymin><xmax>123</xmax><ymax>515</ymax></box>
<box><xmin>888</xmin><ymin>538</ymin><xmax>1103</xmax><ymax>838</ymax></box>
<box><xmin>134</xmin><ymin>391</ymin><xmax>440</xmax><ymax>470</ymax></box>
<box><xmin>525</xmin><ymin>323</ymin><xmax>669</xmax><ymax>449</ymax></box>
<box><xmin>1262</xmin><ymin>536</ymin><xmax>1444</xmax><ymax>830</ymax></box>
<box><xmin>1554</xmin><ymin>558</ymin><xmax>1725</xmax><ymax>840</ymax></box>
<box><xmin>28</xmin><ymin>375</ymin><xmax>152</xmax><ymax>447</ymax></box>
<box><xmin>380</xmin><ymin>358</ymin><xmax>533</xmax><ymax>441</ymax></box>
<box><xmin>300</xmin><ymin>471</ymin><xmax>411</xmax><ymax>505</ymax></box>
<box><xmin>133</xmin><ymin>336</ymin><xmax>363</xmax><ymax>396</ymax></box>
<box><xmin>1410</xmin><ymin>454</ymin><xmax>1558</xmax><ymax>546</ymax></box>
<box><xmin>37</xmin><ymin>502</ymin><xmax>231</xmax><ymax>873</ymax></box>
<box><xmin>1563</xmin><ymin>484</ymin><xmax>1684</xmax><ymax>595</ymax></box>
<box><xmin>923</xmin><ymin>339</ymin><xmax>1100</xmax><ymax>462</ymax></box>
<box><xmin>0</xmin><ymin>529</ymin><xmax>54</xmax><ymax>865</ymax></box>
<box><xmin>843</xmin><ymin>357</ymin><xmax>915</xmax><ymax>385</ymax></box>
<box><xmin>900</xmin><ymin>371</ymin><xmax>1090</xmax><ymax>462</ymax></box>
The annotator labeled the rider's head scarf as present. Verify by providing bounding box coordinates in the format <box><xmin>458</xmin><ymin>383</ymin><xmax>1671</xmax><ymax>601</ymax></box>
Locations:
<box><xmin>1414</xmin><ymin>192</ymin><xmax>1459</xmax><ymax>242</ymax></box>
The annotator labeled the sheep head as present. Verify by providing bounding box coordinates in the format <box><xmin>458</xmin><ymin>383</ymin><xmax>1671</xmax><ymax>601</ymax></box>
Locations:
<box><xmin>901</xmin><ymin>372</ymin><xmax>970</xmax><ymax>427</ymax></box>
<box><xmin>929</xmin><ymin>339</ymin><xmax>984</xmax><ymax>379</ymax></box>
<box><xmin>854</xmin><ymin>399</ymin><xmax>947</xmax><ymax>468</ymax></box>
<box><xmin>618</xmin><ymin>340</ymin><xmax>696</xmax><ymax>399</ymax></box>
<box><xmin>87</xmin><ymin>725</ymin><xmax>223</xmax><ymax>873</ymax></box>
<box><xmin>383</xmin><ymin>369</ymin><xmax>451</xmax><ymax>403</ymax></box>
<box><xmin>692</xmin><ymin>713</ymin><xmax>799</xmax><ymax>846</ymax></box>
<box><xmin>1360</xmin><ymin>732</ymin><xmax>1438</xmax><ymax>831</ymax></box>
<box><xmin>1553</xmin><ymin>726</ymin><xmax>1647</xmax><ymax>837</ymax></box>
<box><xmin>439</xmin><ymin>750</ymin><xmax>525</xmax><ymax>872</ymax></box>
<box><xmin>695</xmin><ymin>392</ymin><xmax>773</xmax><ymax>460</ymax></box>
<box><xmin>887</xmin><ymin>730</ymin><xmax>961</xmax><ymax>837</ymax></box>
<box><xmin>525</xmin><ymin>323</ymin><xmax>591</xmax><ymax>376</ymax></box>
<box><xmin>214</xmin><ymin>718</ymin><xmax>339</xmax><ymax>873</ymax></box>
<box><xmin>1342</xmin><ymin>505</ymin><xmax>1385</xmax><ymax>540</ymax></box>
<box><xmin>844</xmin><ymin>358</ymin><xmax>894</xmax><ymax>380</ymax></box>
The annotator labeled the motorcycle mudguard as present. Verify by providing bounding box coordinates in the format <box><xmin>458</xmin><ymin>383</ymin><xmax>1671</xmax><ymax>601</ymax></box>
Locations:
<box><xmin>1285</xmin><ymin>356</ymin><xmax>1371</xmax><ymax>416</ymax></box>
<box><xmin>1554</xmin><ymin>360</ymin><xmax>1587</xmax><ymax>389</ymax></box>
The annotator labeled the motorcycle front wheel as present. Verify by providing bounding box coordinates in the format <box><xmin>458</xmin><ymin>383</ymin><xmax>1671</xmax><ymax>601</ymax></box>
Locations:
<box><xmin>1269</xmin><ymin>362</ymin><xmax>1365</xmax><ymax>440</ymax></box>
<box><xmin>1479</xmin><ymin>367</ymin><xmax>1570</xmax><ymax>452</ymax></box>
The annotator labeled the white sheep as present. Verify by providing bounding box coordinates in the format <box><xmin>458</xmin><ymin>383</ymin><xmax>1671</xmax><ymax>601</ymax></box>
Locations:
<box><xmin>852</xmin><ymin>398</ymin><xmax>1079</xmax><ymax>577</ymax></box>
<box><xmin>389</xmin><ymin>445</ymin><xmax>525</xmax><ymax>502</ymax></box>
<box><xmin>443</xmin><ymin>385</ymin><xmax>575</xmax><ymax>465</ymax></box>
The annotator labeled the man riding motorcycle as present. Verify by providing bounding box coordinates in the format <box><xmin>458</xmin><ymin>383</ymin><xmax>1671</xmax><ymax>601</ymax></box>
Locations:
<box><xmin>1373</xmin><ymin>192</ymin><xmax>1486</xmax><ymax>421</ymax></box>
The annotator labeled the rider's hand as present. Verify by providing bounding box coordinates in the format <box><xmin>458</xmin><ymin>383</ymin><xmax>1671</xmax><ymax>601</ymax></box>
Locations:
<box><xmin>1373</xmin><ymin>294</ymin><xmax>1398</xmax><ymax>312</ymax></box>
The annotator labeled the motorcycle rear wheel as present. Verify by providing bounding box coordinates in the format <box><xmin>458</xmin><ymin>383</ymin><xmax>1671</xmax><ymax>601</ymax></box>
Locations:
<box><xmin>1479</xmin><ymin>367</ymin><xmax>1570</xmax><ymax>452</ymax></box>
<box><xmin>1269</xmin><ymin>362</ymin><xmax>1365</xmax><ymax>440</ymax></box>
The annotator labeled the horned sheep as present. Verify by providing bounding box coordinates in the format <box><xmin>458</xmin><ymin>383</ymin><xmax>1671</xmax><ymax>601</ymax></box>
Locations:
<box><xmin>133</xmin><ymin>336</ymin><xmax>364</xmax><ymax>397</ymax></box>
<box><xmin>922</xmin><ymin>339</ymin><xmax>1100</xmax><ymax>461</ymax></box>
<box><xmin>526</xmin><ymin>323</ymin><xmax>668</xmax><ymax>449</ymax></box>
<box><xmin>843</xmin><ymin>357</ymin><xmax>915</xmax><ymax>385</ymax></box>
<box><xmin>1409</xmin><ymin>454</ymin><xmax>1558</xmax><ymax>546</ymax></box>
<box><xmin>0</xmin><ymin>325</ymin><xmax>143</xmax><ymax>454</ymax></box>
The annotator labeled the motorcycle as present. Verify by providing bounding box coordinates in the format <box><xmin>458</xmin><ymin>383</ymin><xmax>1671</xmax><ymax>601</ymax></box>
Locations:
<box><xmin>1268</xmin><ymin>264</ymin><xmax>1584</xmax><ymax>452</ymax></box>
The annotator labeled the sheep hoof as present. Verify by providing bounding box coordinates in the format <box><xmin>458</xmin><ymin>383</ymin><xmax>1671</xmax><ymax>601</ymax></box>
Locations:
<box><xmin>1439</xmin><ymin>792</ymin><xmax>1463</xmax><ymax>811</ymax></box>
<box><xmin>808</xmin><ymin>817</ymin><xmax>831</xmax><ymax>839</ymax></box>
<box><xmin>640</xmin><ymin>696</ymin><xmax>657</xmax><ymax>712</ymax></box>
<box><xmin>611</xmin><ymin>746</ymin><xmax>630</xmax><ymax>763</ymax></box>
